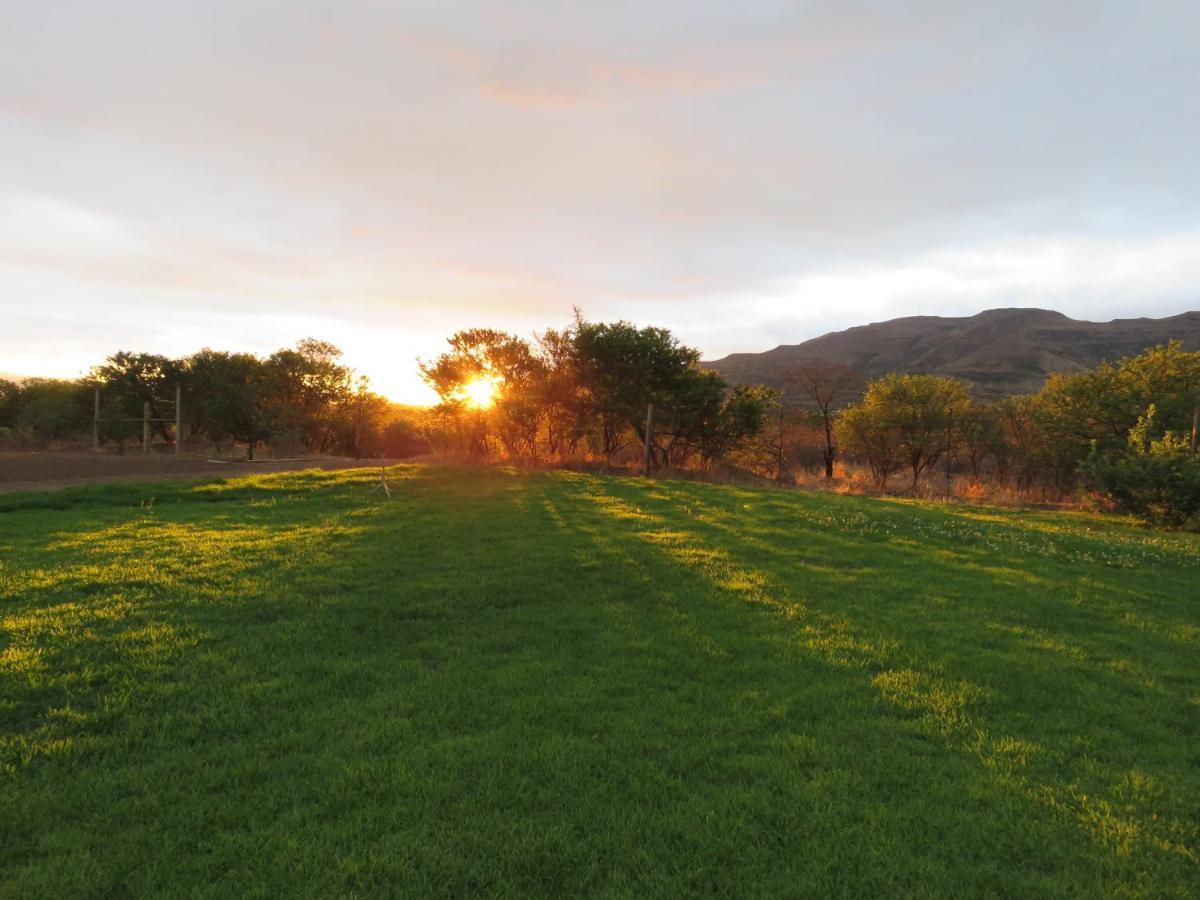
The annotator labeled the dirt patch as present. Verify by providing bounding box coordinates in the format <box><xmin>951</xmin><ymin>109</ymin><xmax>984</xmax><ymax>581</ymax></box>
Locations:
<box><xmin>0</xmin><ymin>451</ymin><xmax>388</xmax><ymax>493</ymax></box>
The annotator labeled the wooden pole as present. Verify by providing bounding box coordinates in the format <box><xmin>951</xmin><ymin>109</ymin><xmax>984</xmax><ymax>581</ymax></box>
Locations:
<box><xmin>643</xmin><ymin>403</ymin><xmax>654</xmax><ymax>477</ymax></box>
<box><xmin>777</xmin><ymin>400</ymin><xmax>785</xmax><ymax>483</ymax></box>
<box><xmin>1191</xmin><ymin>406</ymin><xmax>1199</xmax><ymax>457</ymax></box>
<box><xmin>93</xmin><ymin>387</ymin><xmax>100</xmax><ymax>450</ymax></box>
<box><xmin>354</xmin><ymin>393</ymin><xmax>362</xmax><ymax>460</ymax></box>
<box><xmin>142</xmin><ymin>402</ymin><xmax>150</xmax><ymax>454</ymax></box>
<box><xmin>174</xmin><ymin>384</ymin><xmax>182</xmax><ymax>455</ymax></box>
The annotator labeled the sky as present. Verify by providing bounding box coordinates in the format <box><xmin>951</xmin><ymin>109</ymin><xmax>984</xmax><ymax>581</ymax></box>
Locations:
<box><xmin>2</xmin><ymin>1</ymin><xmax>1198</xmax><ymax>403</ymax></box>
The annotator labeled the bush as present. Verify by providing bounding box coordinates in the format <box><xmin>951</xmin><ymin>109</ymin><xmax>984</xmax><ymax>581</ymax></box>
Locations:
<box><xmin>1080</xmin><ymin>406</ymin><xmax>1200</xmax><ymax>529</ymax></box>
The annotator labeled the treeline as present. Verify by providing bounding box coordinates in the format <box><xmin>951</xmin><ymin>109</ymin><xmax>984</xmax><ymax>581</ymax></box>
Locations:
<box><xmin>829</xmin><ymin>341</ymin><xmax>1200</xmax><ymax>525</ymax></box>
<box><xmin>0</xmin><ymin>340</ymin><xmax>427</xmax><ymax>458</ymax></box>
<box><xmin>5</xmin><ymin>317</ymin><xmax>1197</xmax><ymax>526</ymax></box>
<box><xmin>421</xmin><ymin>319</ymin><xmax>1199</xmax><ymax>526</ymax></box>
<box><xmin>419</xmin><ymin>317</ymin><xmax>775</xmax><ymax>467</ymax></box>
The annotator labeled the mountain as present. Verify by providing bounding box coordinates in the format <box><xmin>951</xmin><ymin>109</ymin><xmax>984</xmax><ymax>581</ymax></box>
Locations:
<box><xmin>703</xmin><ymin>308</ymin><xmax>1200</xmax><ymax>399</ymax></box>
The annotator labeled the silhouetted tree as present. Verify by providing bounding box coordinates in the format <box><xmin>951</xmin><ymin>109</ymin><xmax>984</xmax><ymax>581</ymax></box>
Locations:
<box><xmin>784</xmin><ymin>361</ymin><xmax>864</xmax><ymax>479</ymax></box>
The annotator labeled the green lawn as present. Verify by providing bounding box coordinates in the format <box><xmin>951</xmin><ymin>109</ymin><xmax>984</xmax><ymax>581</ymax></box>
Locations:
<box><xmin>1</xmin><ymin>466</ymin><xmax>1197</xmax><ymax>897</ymax></box>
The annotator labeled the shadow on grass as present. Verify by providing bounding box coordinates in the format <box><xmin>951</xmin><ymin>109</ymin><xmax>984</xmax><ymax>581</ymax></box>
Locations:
<box><xmin>538</xmin><ymin>474</ymin><xmax>1199</xmax><ymax>889</ymax></box>
<box><xmin>1</xmin><ymin>465</ymin><xmax>1196</xmax><ymax>896</ymax></box>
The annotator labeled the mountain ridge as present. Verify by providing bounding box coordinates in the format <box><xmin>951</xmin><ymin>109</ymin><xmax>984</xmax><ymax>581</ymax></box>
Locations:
<box><xmin>703</xmin><ymin>308</ymin><xmax>1200</xmax><ymax>399</ymax></box>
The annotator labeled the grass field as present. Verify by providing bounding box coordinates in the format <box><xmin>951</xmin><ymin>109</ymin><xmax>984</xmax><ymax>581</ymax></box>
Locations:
<box><xmin>1</xmin><ymin>465</ymin><xmax>1198</xmax><ymax>897</ymax></box>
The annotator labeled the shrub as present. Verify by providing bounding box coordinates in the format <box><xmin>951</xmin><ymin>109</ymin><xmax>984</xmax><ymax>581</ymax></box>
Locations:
<box><xmin>1080</xmin><ymin>405</ymin><xmax>1200</xmax><ymax>529</ymax></box>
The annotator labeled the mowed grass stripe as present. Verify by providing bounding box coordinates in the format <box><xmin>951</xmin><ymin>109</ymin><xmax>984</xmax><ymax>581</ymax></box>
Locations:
<box><xmin>1</xmin><ymin>466</ymin><xmax>1197</xmax><ymax>897</ymax></box>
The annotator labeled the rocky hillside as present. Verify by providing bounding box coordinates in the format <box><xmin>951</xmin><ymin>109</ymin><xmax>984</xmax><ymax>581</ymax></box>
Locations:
<box><xmin>704</xmin><ymin>308</ymin><xmax>1200</xmax><ymax>399</ymax></box>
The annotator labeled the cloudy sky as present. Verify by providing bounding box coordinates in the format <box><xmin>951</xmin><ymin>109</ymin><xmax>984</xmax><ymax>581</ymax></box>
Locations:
<box><xmin>2</xmin><ymin>1</ymin><xmax>1198</xmax><ymax>402</ymax></box>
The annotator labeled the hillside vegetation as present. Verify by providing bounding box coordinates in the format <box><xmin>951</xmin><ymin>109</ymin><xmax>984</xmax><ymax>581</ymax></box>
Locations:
<box><xmin>2</xmin><ymin>466</ymin><xmax>1198</xmax><ymax>896</ymax></box>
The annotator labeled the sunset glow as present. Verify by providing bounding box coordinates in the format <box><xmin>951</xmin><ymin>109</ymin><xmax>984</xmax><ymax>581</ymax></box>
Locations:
<box><xmin>2</xmin><ymin>4</ymin><xmax>1198</xmax><ymax>401</ymax></box>
<box><xmin>459</xmin><ymin>374</ymin><xmax>501</xmax><ymax>409</ymax></box>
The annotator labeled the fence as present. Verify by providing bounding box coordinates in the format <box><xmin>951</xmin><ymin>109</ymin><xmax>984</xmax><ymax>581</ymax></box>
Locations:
<box><xmin>93</xmin><ymin>385</ymin><xmax>182</xmax><ymax>454</ymax></box>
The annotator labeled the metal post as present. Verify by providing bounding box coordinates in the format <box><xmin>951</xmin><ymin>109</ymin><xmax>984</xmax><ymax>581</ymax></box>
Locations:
<box><xmin>143</xmin><ymin>402</ymin><xmax>150</xmax><ymax>454</ymax></box>
<box><xmin>93</xmin><ymin>387</ymin><xmax>100</xmax><ymax>450</ymax></box>
<box><xmin>643</xmin><ymin>403</ymin><xmax>654</xmax><ymax>477</ymax></box>
<box><xmin>175</xmin><ymin>384</ymin><xmax>182</xmax><ymax>455</ymax></box>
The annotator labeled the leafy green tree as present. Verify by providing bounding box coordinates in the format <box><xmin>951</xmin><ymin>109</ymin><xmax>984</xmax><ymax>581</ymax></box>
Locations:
<box><xmin>184</xmin><ymin>349</ymin><xmax>267</xmax><ymax>455</ymax></box>
<box><xmin>264</xmin><ymin>339</ymin><xmax>355</xmax><ymax>453</ymax></box>
<box><xmin>1112</xmin><ymin>341</ymin><xmax>1200</xmax><ymax>436</ymax></box>
<box><xmin>703</xmin><ymin>384</ymin><xmax>775</xmax><ymax>467</ymax></box>
<box><xmin>90</xmin><ymin>352</ymin><xmax>184</xmax><ymax>444</ymax></box>
<box><xmin>0</xmin><ymin>378</ymin><xmax>19</xmax><ymax>430</ymax></box>
<box><xmin>1081</xmin><ymin>405</ymin><xmax>1200</xmax><ymax>528</ymax></box>
<box><xmin>837</xmin><ymin>374</ymin><xmax>972</xmax><ymax>490</ymax></box>
<box><xmin>3</xmin><ymin>379</ymin><xmax>93</xmax><ymax>444</ymax></box>
<box><xmin>1015</xmin><ymin>342</ymin><xmax>1200</xmax><ymax>496</ymax></box>
<box><xmin>655</xmin><ymin>375</ymin><xmax>772</xmax><ymax>469</ymax></box>
<box><xmin>957</xmin><ymin>402</ymin><xmax>1007</xmax><ymax>482</ymax></box>
<box><xmin>572</xmin><ymin>318</ymin><xmax>700</xmax><ymax>460</ymax></box>
<box><xmin>835</xmin><ymin>402</ymin><xmax>903</xmax><ymax>488</ymax></box>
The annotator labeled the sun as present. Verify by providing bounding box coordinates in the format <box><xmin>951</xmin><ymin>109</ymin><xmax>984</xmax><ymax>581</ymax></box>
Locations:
<box><xmin>460</xmin><ymin>374</ymin><xmax>501</xmax><ymax>409</ymax></box>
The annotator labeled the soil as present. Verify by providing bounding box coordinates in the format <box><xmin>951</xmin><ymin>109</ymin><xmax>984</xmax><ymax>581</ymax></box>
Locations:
<box><xmin>0</xmin><ymin>451</ymin><xmax>384</xmax><ymax>493</ymax></box>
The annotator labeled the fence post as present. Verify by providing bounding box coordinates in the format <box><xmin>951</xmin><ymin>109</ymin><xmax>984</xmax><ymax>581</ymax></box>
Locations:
<box><xmin>93</xmin><ymin>387</ymin><xmax>100</xmax><ymax>450</ymax></box>
<box><xmin>777</xmin><ymin>400</ymin><xmax>785</xmax><ymax>482</ymax></box>
<box><xmin>354</xmin><ymin>393</ymin><xmax>362</xmax><ymax>460</ymax></box>
<box><xmin>175</xmin><ymin>384</ymin><xmax>182</xmax><ymax>455</ymax></box>
<box><xmin>643</xmin><ymin>403</ymin><xmax>654</xmax><ymax>477</ymax></box>
<box><xmin>143</xmin><ymin>402</ymin><xmax>150</xmax><ymax>454</ymax></box>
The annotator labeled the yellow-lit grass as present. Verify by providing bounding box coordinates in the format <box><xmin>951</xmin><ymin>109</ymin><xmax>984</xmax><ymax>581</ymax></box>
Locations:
<box><xmin>0</xmin><ymin>465</ymin><xmax>1197</xmax><ymax>896</ymax></box>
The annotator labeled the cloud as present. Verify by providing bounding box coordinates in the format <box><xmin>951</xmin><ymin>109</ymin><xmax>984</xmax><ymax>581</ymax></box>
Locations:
<box><xmin>1</xmin><ymin>1</ymin><xmax>1198</xmax><ymax>401</ymax></box>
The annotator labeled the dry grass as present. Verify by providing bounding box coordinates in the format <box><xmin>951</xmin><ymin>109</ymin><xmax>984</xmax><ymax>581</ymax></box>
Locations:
<box><xmin>790</xmin><ymin>461</ymin><xmax>1085</xmax><ymax>511</ymax></box>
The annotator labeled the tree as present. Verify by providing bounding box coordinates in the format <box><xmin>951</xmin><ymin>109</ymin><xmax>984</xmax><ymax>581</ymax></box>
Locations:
<box><xmin>1013</xmin><ymin>343</ymin><xmax>1200</xmax><ymax>497</ymax></box>
<box><xmin>1112</xmin><ymin>341</ymin><xmax>1200</xmax><ymax>436</ymax></box>
<box><xmin>703</xmin><ymin>384</ymin><xmax>775</xmax><ymax>467</ymax></box>
<box><xmin>784</xmin><ymin>361</ymin><xmax>863</xmax><ymax>479</ymax></box>
<box><xmin>183</xmin><ymin>349</ymin><xmax>267</xmax><ymax>455</ymax></box>
<box><xmin>1081</xmin><ymin>405</ymin><xmax>1200</xmax><ymax>528</ymax></box>
<box><xmin>264</xmin><ymin>339</ymin><xmax>355</xmax><ymax>454</ymax></box>
<box><xmin>1</xmin><ymin>378</ymin><xmax>93</xmax><ymax>445</ymax></box>
<box><xmin>419</xmin><ymin>329</ymin><xmax>547</xmax><ymax>461</ymax></box>
<box><xmin>835</xmin><ymin>403</ymin><xmax>903</xmax><ymax>489</ymax></box>
<box><xmin>572</xmin><ymin>317</ymin><xmax>700</xmax><ymax>461</ymax></box>
<box><xmin>957</xmin><ymin>402</ymin><xmax>1006</xmax><ymax>482</ymax></box>
<box><xmin>90</xmin><ymin>352</ymin><xmax>184</xmax><ymax>445</ymax></box>
<box><xmin>836</xmin><ymin>374</ymin><xmax>972</xmax><ymax>490</ymax></box>
<box><xmin>0</xmin><ymin>378</ymin><xmax>18</xmax><ymax>430</ymax></box>
<box><xmin>534</xmin><ymin>325</ymin><xmax>588</xmax><ymax>459</ymax></box>
<box><xmin>417</xmin><ymin>316</ymin><xmax>773</xmax><ymax>471</ymax></box>
<box><xmin>651</xmin><ymin>371</ymin><xmax>771</xmax><ymax>469</ymax></box>
<box><xmin>378</xmin><ymin>406</ymin><xmax>430</xmax><ymax>458</ymax></box>
<box><xmin>743</xmin><ymin>388</ymin><xmax>798</xmax><ymax>481</ymax></box>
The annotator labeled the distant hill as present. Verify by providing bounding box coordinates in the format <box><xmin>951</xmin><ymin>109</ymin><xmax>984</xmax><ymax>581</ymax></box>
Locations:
<box><xmin>703</xmin><ymin>308</ymin><xmax>1200</xmax><ymax>400</ymax></box>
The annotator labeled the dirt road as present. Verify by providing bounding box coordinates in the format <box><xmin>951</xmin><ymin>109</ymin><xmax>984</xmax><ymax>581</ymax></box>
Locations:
<box><xmin>0</xmin><ymin>451</ymin><xmax>382</xmax><ymax>493</ymax></box>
